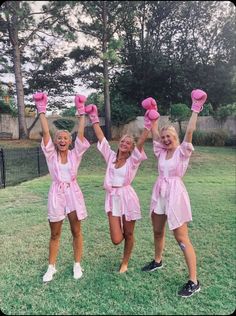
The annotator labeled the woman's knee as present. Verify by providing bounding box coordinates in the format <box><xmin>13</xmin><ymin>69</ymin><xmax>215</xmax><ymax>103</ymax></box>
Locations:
<box><xmin>71</xmin><ymin>227</ymin><xmax>82</xmax><ymax>239</ymax></box>
<box><xmin>111</xmin><ymin>236</ymin><xmax>123</xmax><ymax>245</ymax></box>
<box><xmin>153</xmin><ymin>229</ymin><xmax>165</xmax><ymax>240</ymax></box>
<box><xmin>123</xmin><ymin>230</ymin><xmax>134</xmax><ymax>241</ymax></box>
<box><xmin>50</xmin><ymin>231</ymin><xmax>61</xmax><ymax>241</ymax></box>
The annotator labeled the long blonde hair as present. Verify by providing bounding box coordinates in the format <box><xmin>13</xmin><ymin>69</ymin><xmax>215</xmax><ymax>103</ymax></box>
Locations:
<box><xmin>160</xmin><ymin>125</ymin><xmax>180</xmax><ymax>145</ymax></box>
<box><xmin>114</xmin><ymin>134</ymin><xmax>136</xmax><ymax>163</ymax></box>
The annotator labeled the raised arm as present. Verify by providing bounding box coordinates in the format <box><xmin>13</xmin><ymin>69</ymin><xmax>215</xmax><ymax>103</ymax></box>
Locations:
<box><xmin>184</xmin><ymin>89</ymin><xmax>207</xmax><ymax>143</ymax></box>
<box><xmin>77</xmin><ymin>115</ymin><xmax>85</xmax><ymax>141</ymax></box>
<box><xmin>33</xmin><ymin>92</ymin><xmax>50</xmax><ymax>146</ymax></box>
<box><xmin>136</xmin><ymin>128</ymin><xmax>150</xmax><ymax>152</ymax></box>
<box><xmin>85</xmin><ymin>104</ymin><xmax>104</xmax><ymax>143</ymax></box>
<box><xmin>74</xmin><ymin>94</ymin><xmax>87</xmax><ymax>142</ymax></box>
<box><xmin>184</xmin><ymin>112</ymin><xmax>198</xmax><ymax>143</ymax></box>
<box><xmin>151</xmin><ymin>118</ymin><xmax>161</xmax><ymax>141</ymax></box>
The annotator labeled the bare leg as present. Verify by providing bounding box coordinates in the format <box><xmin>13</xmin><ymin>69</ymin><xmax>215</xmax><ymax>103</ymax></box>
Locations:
<box><xmin>151</xmin><ymin>212</ymin><xmax>167</xmax><ymax>263</ymax></box>
<box><xmin>119</xmin><ymin>216</ymin><xmax>136</xmax><ymax>273</ymax></box>
<box><xmin>173</xmin><ymin>223</ymin><xmax>197</xmax><ymax>283</ymax></box>
<box><xmin>107</xmin><ymin>211</ymin><xmax>124</xmax><ymax>245</ymax></box>
<box><xmin>68</xmin><ymin>211</ymin><xmax>83</xmax><ymax>263</ymax></box>
<box><xmin>48</xmin><ymin>220</ymin><xmax>63</xmax><ymax>265</ymax></box>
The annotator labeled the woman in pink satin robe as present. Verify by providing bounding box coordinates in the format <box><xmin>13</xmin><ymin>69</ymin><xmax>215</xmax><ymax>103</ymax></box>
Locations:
<box><xmin>142</xmin><ymin>89</ymin><xmax>207</xmax><ymax>298</ymax></box>
<box><xmin>33</xmin><ymin>92</ymin><xmax>90</xmax><ymax>283</ymax></box>
<box><xmin>85</xmin><ymin>103</ymin><xmax>155</xmax><ymax>273</ymax></box>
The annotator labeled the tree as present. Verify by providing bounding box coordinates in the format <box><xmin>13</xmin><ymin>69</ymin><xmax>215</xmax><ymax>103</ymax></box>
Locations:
<box><xmin>0</xmin><ymin>1</ymin><xmax>76</xmax><ymax>138</ymax></box>
<box><xmin>170</xmin><ymin>103</ymin><xmax>191</xmax><ymax>135</ymax></box>
<box><xmin>112</xmin><ymin>1</ymin><xmax>236</xmax><ymax>113</ymax></box>
<box><xmin>68</xmin><ymin>1</ymin><xmax>125</xmax><ymax>140</ymax></box>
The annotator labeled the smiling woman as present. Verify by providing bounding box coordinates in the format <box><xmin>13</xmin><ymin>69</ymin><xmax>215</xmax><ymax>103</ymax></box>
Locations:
<box><xmin>84</xmin><ymin>99</ymin><xmax>159</xmax><ymax>273</ymax></box>
<box><xmin>142</xmin><ymin>89</ymin><xmax>208</xmax><ymax>298</ymax></box>
<box><xmin>33</xmin><ymin>91</ymin><xmax>91</xmax><ymax>283</ymax></box>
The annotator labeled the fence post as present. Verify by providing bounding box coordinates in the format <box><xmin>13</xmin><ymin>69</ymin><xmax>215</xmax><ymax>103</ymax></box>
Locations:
<box><xmin>37</xmin><ymin>147</ymin><xmax>41</xmax><ymax>176</ymax></box>
<box><xmin>0</xmin><ymin>148</ymin><xmax>6</xmax><ymax>188</ymax></box>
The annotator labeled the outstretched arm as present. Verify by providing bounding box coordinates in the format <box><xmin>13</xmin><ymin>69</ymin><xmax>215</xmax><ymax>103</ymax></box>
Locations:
<box><xmin>39</xmin><ymin>113</ymin><xmax>50</xmax><ymax>146</ymax></box>
<box><xmin>184</xmin><ymin>112</ymin><xmax>198</xmax><ymax>143</ymax></box>
<box><xmin>92</xmin><ymin>122</ymin><xmax>105</xmax><ymax>143</ymax></box>
<box><xmin>184</xmin><ymin>89</ymin><xmax>208</xmax><ymax>143</ymax></box>
<box><xmin>136</xmin><ymin>110</ymin><xmax>160</xmax><ymax>152</ymax></box>
<box><xmin>151</xmin><ymin>119</ymin><xmax>161</xmax><ymax>141</ymax></box>
<box><xmin>136</xmin><ymin>128</ymin><xmax>150</xmax><ymax>152</ymax></box>
<box><xmin>85</xmin><ymin>104</ymin><xmax>104</xmax><ymax>143</ymax></box>
<box><xmin>74</xmin><ymin>94</ymin><xmax>87</xmax><ymax>142</ymax></box>
<box><xmin>33</xmin><ymin>92</ymin><xmax>50</xmax><ymax>146</ymax></box>
<box><xmin>77</xmin><ymin>115</ymin><xmax>85</xmax><ymax>142</ymax></box>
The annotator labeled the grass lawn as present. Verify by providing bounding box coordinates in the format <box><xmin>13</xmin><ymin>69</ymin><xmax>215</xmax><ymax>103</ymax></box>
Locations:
<box><xmin>0</xmin><ymin>142</ymin><xmax>235</xmax><ymax>315</ymax></box>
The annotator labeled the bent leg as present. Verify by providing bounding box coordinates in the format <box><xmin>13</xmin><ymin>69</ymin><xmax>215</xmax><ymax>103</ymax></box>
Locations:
<box><xmin>173</xmin><ymin>223</ymin><xmax>197</xmax><ymax>283</ymax></box>
<box><xmin>119</xmin><ymin>217</ymin><xmax>136</xmax><ymax>273</ymax></box>
<box><xmin>68</xmin><ymin>211</ymin><xmax>83</xmax><ymax>263</ymax></box>
<box><xmin>107</xmin><ymin>211</ymin><xmax>124</xmax><ymax>245</ymax></box>
<box><xmin>151</xmin><ymin>212</ymin><xmax>167</xmax><ymax>263</ymax></box>
<box><xmin>48</xmin><ymin>220</ymin><xmax>63</xmax><ymax>265</ymax></box>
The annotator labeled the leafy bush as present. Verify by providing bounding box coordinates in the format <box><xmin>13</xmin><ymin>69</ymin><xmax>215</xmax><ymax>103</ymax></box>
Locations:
<box><xmin>200</xmin><ymin>103</ymin><xmax>214</xmax><ymax>116</ymax></box>
<box><xmin>213</xmin><ymin>103</ymin><xmax>236</xmax><ymax>122</ymax></box>
<box><xmin>224</xmin><ymin>135</ymin><xmax>236</xmax><ymax>146</ymax></box>
<box><xmin>53</xmin><ymin>119</ymin><xmax>75</xmax><ymax>132</ymax></box>
<box><xmin>170</xmin><ymin>103</ymin><xmax>191</xmax><ymax>134</ymax></box>
<box><xmin>0</xmin><ymin>99</ymin><xmax>17</xmax><ymax>116</ymax></box>
<box><xmin>192</xmin><ymin>130</ymin><xmax>228</xmax><ymax>146</ymax></box>
<box><xmin>95</xmin><ymin>92</ymin><xmax>139</xmax><ymax>126</ymax></box>
<box><xmin>61</xmin><ymin>107</ymin><xmax>76</xmax><ymax>117</ymax></box>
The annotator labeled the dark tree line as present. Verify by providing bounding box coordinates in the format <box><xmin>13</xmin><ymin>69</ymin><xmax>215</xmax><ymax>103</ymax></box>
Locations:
<box><xmin>0</xmin><ymin>1</ymin><xmax>235</xmax><ymax>138</ymax></box>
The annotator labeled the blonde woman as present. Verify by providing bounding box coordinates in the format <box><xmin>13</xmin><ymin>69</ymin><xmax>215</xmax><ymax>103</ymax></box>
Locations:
<box><xmin>142</xmin><ymin>89</ymin><xmax>207</xmax><ymax>298</ymax></box>
<box><xmin>85</xmin><ymin>101</ymin><xmax>158</xmax><ymax>273</ymax></box>
<box><xmin>33</xmin><ymin>92</ymin><xmax>90</xmax><ymax>282</ymax></box>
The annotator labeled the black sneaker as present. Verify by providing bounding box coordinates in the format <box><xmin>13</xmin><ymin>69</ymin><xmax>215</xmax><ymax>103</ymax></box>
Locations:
<box><xmin>178</xmin><ymin>280</ymin><xmax>200</xmax><ymax>297</ymax></box>
<box><xmin>141</xmin><ymin>259</ymin><xmax>163</xmax><ymax>272</ymax></box>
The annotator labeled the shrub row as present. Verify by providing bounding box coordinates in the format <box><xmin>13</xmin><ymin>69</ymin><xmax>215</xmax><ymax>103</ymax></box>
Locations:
<box><xmin>180</xmin><ymin>130</ymin><xmax>236</xmax><ymax>146</ymax></box>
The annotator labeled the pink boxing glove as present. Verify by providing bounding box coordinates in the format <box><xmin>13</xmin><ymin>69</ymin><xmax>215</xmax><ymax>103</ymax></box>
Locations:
<box><xmin>141</xmin><ymin>97</ymin><xmax>158</xmax><ymax>111</ymax></box>
<box><xmin>85</xmin><ymin>104</ymin><xmax>99</xmax><ymax>124</ymax></box>
<box><xmin>75</xmin><ymin>94</ymin><xmax>87</xmax><ymax>116</ymax></box>
<box><xmin>191</xmin><ymin>89</ymin><xmax>207</xmax><ymax>113</ymax></box>
<box><xmin>33</xmin><ymin>92</ymin><xmax>47</xmax><ymax>114</ymax></box>
<box><xmin>144</xmin><ymin>110</ymin><xmax>160</xmax><ymax>130</ymax></box>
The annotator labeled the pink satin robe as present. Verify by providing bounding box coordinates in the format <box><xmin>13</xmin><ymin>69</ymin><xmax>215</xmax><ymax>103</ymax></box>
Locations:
<box><xmin>97</xmin><ymin>137</ymin><xmax>147</xmax><ymax>221</ymax></box>
<box><xmin>41</xmin><ymin>136</ymin><xmax>90</xmax><ymax>222</ymax></box>
<box><xmin>150</xmin><ymin>140</ymin><xmax>194</xmax><ymax>230</ymax></box>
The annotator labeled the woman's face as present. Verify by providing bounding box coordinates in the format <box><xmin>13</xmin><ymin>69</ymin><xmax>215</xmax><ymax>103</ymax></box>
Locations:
<box><xmin>54</xmin><ymin>131</ymin><xmax>72</xmax><ymax>152</ymax></box>
<box><xmin>160</xmin><ymin>130</ymin><xmax>177</xmax><ymax>149</ymax></box>
<box><xmin>118</xmin><ymin>136</ymin><xmax>134</xmax><ymax>154</ymax></box>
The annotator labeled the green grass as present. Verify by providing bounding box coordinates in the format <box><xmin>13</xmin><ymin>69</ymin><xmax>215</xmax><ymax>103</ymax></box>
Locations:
<box><xmin>0</xmin><ymin>143</ymin><xmax>235</xmax><ymax>315</ymax></box>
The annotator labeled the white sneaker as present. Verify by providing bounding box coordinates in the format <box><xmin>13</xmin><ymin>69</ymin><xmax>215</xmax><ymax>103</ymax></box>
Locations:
<box><xmin>43</xmin><ymin>264</ymin><xmax>57</xmax><ymax>282</ymax></box>
<box><xmin>73</xmin><ymin>262</ymin><xmax>83</xmax><ymax>279</ymax></box>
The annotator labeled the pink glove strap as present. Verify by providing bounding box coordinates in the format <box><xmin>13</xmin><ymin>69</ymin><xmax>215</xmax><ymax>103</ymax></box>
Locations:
<box><xmin>144</xmin><ymin>113</ymin><xmax>152</xmax><ymax>130</ymax></box>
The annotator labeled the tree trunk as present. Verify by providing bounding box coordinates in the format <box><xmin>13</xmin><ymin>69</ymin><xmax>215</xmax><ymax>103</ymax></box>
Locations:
<box><xmin>13</xmin><ymin>45</ymin><xmax>28</xmax><ymax>139</ymax></box>
<box><xmin>8</xmin><ymin>2</ymin><xmax>28</xmax><ymax>139</ymax></box>
<box><xmin>102</xmin><ymin>1</ymin><xmax>112</xmax><ymax>140</ymax></box>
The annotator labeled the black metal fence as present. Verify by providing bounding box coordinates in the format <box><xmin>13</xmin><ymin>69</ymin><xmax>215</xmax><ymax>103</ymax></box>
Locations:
<box><xmin>0</xmin><ymin>126</ymin><xmax>105</xmax><ymax>188</ymax></box>
<box><xmin>0</xmin><ymin>147</ymin><xmax>48</xmax><ymax>188</ymax></box>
